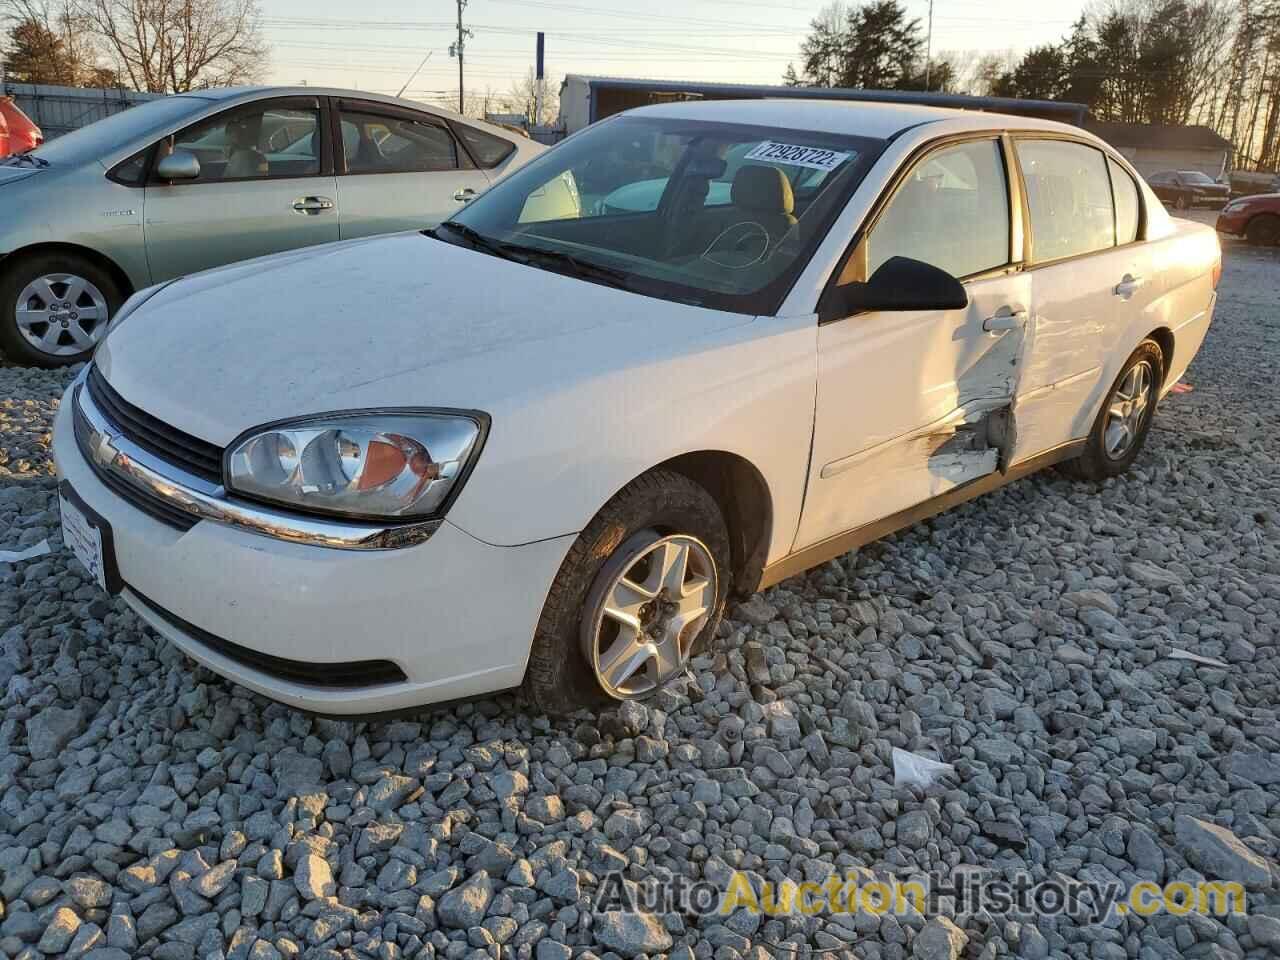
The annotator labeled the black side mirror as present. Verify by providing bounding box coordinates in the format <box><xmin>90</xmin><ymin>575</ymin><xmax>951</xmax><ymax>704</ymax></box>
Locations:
<box><xmin>820</xmin><ymin>256</ymin><xmax>968</xmax><ymax>321</ymax></box>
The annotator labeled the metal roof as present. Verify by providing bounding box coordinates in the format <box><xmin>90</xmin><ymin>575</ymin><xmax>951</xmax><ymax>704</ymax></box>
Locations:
<box><xmin>1084</xmin><ymin>121</ymin><xmax>1231</xmax><ymax>151</ymax></box>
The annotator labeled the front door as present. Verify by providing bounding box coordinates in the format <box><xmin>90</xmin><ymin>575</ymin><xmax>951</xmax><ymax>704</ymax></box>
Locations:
<box><xmin>796</xmin><ymin>137</ymin><xmax>1029</xmax><ymax>550</ymax></box>
<box><xmin>143</xmin><ymin>97</ymin><xmax>339</xmax><ymax>282</ymax></box>
<box><xmin>334</xmin><ymin>103</ymin><xmax>491</xmax><ymax>239</ymax></box>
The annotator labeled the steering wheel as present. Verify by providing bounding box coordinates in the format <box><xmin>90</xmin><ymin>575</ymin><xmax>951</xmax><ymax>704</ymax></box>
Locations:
<box><xmin>700</xmin><ymin>221</ymin><xmax>772</xmax><ymax>269</ymax></box>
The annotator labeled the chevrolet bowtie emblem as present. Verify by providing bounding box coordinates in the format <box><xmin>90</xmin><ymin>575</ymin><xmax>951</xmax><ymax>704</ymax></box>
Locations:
<box><xmin>90</xmin><ymin>428</ymin><xmax>120</xmax><ymax>469</ymax></box>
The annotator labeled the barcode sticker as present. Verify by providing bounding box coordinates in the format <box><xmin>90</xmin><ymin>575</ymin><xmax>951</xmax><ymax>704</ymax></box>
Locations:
<box><xmin>742</xmin><ymin>141</ymin><xmax>851</xmax><ymax>171</ymax></box>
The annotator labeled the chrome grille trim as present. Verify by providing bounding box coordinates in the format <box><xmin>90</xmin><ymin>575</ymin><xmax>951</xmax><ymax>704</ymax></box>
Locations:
<box><xmin>73</xmin><ymin>374</ymin><xmax>441</xmax><ymax>551</ymax></box>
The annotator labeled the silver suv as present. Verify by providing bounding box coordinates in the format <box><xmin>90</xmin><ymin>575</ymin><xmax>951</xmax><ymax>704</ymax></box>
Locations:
<box><xmin>0</xmin><ymin>86</ymin><xmax>542</xmax><ymax>366</ymax></box>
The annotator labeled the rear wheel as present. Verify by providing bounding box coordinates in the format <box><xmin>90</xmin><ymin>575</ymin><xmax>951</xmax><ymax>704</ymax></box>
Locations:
<box><xmin>1246</xmin><ymin>214</ymin><xmax>1280</xmax><ymax>246</ymax></box>
<box><xmin>0</xmin><ymin>253</ymin><xmax>123</xmax><ymax>367</ymax></box>
<box><xmin>1060</xmin><ymin>340</ymin><xmax>1163</xmax><ymax>482</ymax></box>
<box><xmin>523</xmin><ymin>470</ymin><xmax>730</xmax><ymax>715</ymax></box>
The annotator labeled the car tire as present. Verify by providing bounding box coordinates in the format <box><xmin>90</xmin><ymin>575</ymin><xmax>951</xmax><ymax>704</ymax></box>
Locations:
<box><xmin>1059</xmin><ymin>339</ymin><xmax>1163</xmax><ymax>482</ymax></box>
<box><xmin>0</xmin><ymin>253</ymin><xmax>123</xmax><ymax>367</ymax></box>
<box><xmin>1245</xmin><ymin>214</ymin><xmax>1280</xmax><ymax>246</ymax></box>
<box><xmin>523</xmin><ymin>469</ymin><xmax>731</xmax><ymax>715</ymax></box>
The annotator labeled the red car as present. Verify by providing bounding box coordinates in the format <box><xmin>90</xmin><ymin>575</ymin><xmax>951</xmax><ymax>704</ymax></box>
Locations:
<box><xmin>1217</xmin><ymin>194</ymin><xmax>1280</xmax><ymax>245</ymax></box>
<box><xmin>0</xmin><ymin>97</ymin><xmax>43</xmax><ymax>157</ymax></box>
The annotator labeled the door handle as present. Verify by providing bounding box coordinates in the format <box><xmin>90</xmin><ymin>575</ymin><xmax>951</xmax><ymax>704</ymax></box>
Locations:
<box><xmin>291</xmin><ymin>196</ymin><xmax>335</xmax><ymax>214</ymax></box>
<box><xmin>453</xmin><ymin>188</ymin><xmax>477</xmax><ymax>203</ymax></box>
<box><xmin>1114</xmin><ymin>274</ymin><xmax>1144</xmax><ymax>299</ymax></box>
<box><xmin>983</xmin><ymin>309</ymin><xmax>1028</xmax><ymax>334</ymax></box>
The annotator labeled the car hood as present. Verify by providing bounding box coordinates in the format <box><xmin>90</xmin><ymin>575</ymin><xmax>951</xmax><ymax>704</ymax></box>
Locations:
<box><xmin>97</xmin><ymin>231</ymin><xmax>746</xmax><ymax>446</ymax></box>
<box><xmin>0</xmin><ymin>164</ymin><xmax>42</xmax><ymax>187</ymax></box>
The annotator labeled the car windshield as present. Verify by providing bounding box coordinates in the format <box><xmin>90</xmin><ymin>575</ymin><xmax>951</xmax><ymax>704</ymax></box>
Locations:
<box><xmin>1179</xmin><ymin>171</ymin><xmax>1216</xmax><ymax>185</ymax></box>
<box><xmin>438</xmin><ymin>115</ymin><xmax>883</xmax><ymax>313</ymax></box>
<box><xmin>28</xmin><ymin>95</ymin><xmax>210</xmax><ymax>166</ymax></box>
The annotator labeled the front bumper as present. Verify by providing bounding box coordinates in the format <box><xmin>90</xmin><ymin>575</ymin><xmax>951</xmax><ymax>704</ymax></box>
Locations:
<box><xmin>52</xmin><ymin>387</ymin><xmax>574</xmax><ymax>713</ymax></box>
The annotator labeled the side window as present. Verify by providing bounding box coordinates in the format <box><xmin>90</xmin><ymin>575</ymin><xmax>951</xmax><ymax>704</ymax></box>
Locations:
<box><xmin>1017</xmin><ymin>140</ymin><xmax>1115</xmax><ymax>262</ymax></box>
<box><xmin>110</xmin><ymin>148</ymin><xmax>151</xmax><ymax>186</ymax></box>
<box><xmin>452</xmin><ymin>122</ymin><xmax>516</xmax><ymax>168</ymax></box>
<box><xmin>341</xmin><ymin>110</ymin><xmax>458</xmax><ymax>174</ymax></box>
<box><xmin>1109</xmin><ymin>157</ymin><xmax>1140</xmax><ymax>245</ymax></box>
<box><xmin>164</xmin><ymin>104</ymin><xmax>320</xmax><ymax>182</ymax></box>
<box><xmin>867</xmin><ymin>139</ymin><xmax>1010</xmax><ymax>280</ymax></box>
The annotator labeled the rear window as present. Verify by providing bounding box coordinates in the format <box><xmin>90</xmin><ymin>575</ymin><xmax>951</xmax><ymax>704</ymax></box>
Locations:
<box><xmin>452</xmin><ymin>122</ymin><xmax>516</xmax><ymax>168</ymax></box>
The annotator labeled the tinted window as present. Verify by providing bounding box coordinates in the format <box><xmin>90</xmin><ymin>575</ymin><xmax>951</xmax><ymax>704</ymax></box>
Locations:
<box><xmin>453</xmin><ymin>122</ymin><xmax>516</xmax><ymax>168</ymax></box>
<box><xmin>110</xmin><ymin>148</ymin><xmax>150</xmax><ymax>185</ymax></box>
<box><xmin>164</xmin><ymin>104</ymin><xmax>320</xmax><ymax>182</ymax></box>
<box><xmin>868</xmin><ymin>139</ymin><xmax>1010</xmax><ymax>280</ymax></box>
<box><xmin>1017</xmin><ymin>140</ymin><xmax>1115</xmax><ymax>262</ymax></box>
<box><xmin>1180</xmin><ymin>171</ymin><xmax>1214</xmax><ymax>185</ymax></box>
<box><xmin>1109</xmin><ymin>157</ymin><xmax>1140</xmax><ymax>244</ymax></box>
<box><xmin>341</xmin><ymin>111</ymin><xmax>457</xmax><ymax>174</ymax></box>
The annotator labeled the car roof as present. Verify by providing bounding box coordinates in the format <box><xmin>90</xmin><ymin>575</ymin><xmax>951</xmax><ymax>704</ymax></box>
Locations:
<box><xmin>196</xmin><ymin>85</ymin><xmax>460</xmax><ymax>116</ymax></box>
<box><xmin>624</xmin><ymin>97</ymin><xmax>1090</xmax><ymax>141</ymax></box>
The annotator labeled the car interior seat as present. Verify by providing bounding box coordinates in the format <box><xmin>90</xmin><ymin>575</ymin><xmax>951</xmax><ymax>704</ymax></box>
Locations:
<box><xmin>224</xmin><ymin>119</ymin><xmax>267</xmax><ymax>179</ymax></box>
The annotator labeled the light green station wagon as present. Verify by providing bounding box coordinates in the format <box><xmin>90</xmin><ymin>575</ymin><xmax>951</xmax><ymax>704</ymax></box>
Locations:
<box><xmin>0</xmin><ymin>86</ymin><xmax>543</xmax><ymax>366</ymax></box>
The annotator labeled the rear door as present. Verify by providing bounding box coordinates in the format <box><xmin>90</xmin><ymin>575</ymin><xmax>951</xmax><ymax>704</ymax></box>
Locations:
<box><xmin>333</xmin><ymin>101</ymin><xmax>491</xmax><ymax>239</ymax></box>
<box><xmin>143</xmin><ymin>96</ymin><xmax>339</xmax><ymax>281</ymax></box>
<box><xmin>796</xmin><ymin>136</ymin><xmax>1031</xmax><ymax>550</ymax></box>
<box><xmin>1010</xmin><ymin>138</ymin><xmax>1145</xmax><ymax>457</ymax></box>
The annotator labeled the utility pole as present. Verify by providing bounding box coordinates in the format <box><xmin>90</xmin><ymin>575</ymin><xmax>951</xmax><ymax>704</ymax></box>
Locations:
<box><xmin>924</xmin><ymin>0</ymin><xmax>934</xmax><ymax>91</ymax></box>
<box><xmin>450</xmin><ymin>0</ymin><xmax>473</xmax><ymax>114</ymax></box>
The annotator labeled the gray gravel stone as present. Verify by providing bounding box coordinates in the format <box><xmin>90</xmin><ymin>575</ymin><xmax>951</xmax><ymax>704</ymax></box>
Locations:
<box><xmin>1</xmin><ymin>247</ymin><xmax>1279</xmax><ymax>960</ymax></box>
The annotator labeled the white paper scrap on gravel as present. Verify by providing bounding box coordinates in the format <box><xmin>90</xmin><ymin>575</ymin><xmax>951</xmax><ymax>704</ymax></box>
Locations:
<box><xmin>0</xmin><ymin>540</ymin><xmax>50</xmax><ymax>564</ymax></box>
<box><xmin>1167</xmin><ymin>648</ymin><xmax>1229</xmax><ymax>668</ymax></box>
<box><xmin>892</xmin><ymin>747</ymin><xmax>955</xmax><ymax>788</ymax></box>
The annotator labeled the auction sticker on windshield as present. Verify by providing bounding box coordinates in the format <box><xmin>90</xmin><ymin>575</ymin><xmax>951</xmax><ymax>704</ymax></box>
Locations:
<box><xmin>742</xmin><ymin>141</ymin><xmax>851</xmax><ymax>171</ymax></box>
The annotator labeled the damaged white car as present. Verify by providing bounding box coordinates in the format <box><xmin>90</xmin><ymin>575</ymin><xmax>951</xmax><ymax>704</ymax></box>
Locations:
<box><xmin>53</xmin><ymin>99</ymin><xmax>1221</xmax><ymax>714</ymax></box>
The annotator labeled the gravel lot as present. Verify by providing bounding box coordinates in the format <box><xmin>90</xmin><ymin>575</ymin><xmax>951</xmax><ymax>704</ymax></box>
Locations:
<box><xmin>1</xmin><ymin>236</ymin><xmax>1278</xmax><ymax>960</ymax></box>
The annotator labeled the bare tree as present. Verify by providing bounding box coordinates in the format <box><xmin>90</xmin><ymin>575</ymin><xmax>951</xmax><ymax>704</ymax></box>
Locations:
<box><xmin>73</xmin><ymin>0</ymin><xmax>267</xmax><ymax>93</ymax></box>
<box><xmin>507</xmin><ymin>67</ymin><xmax>558</xmax><ymax>125</ymax></box>
<box><xmin>2</xmin><ymin>0</ymin><xmax>102</xmax><ymax>84</ymax></box>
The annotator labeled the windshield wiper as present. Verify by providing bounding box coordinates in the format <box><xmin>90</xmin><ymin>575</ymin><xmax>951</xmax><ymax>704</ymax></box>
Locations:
<box><xmin>426</xmin><ymin>222</ymin><xmax>522</xmax><ymax>262</ymax></box>
<box><xmin>429</xmin><ymin>222</ymin><xmax>637</xmax><ymax>292</ymax></box>
<box><xmin>500</xmin><ymin>244</ymin><xmax>637</xmax><ymax>291</ymax></box>
<box><xmin>2</xmin><ymin>153</ymin><xmax>48</xmax><ymax>168</ymax></box>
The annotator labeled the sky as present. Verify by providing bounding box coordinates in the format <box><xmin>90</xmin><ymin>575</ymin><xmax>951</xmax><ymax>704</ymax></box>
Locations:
<box><xmin>260</xmin><ymin>0</ymin><xmax>1091</xmax><ymax>111</ymax></box>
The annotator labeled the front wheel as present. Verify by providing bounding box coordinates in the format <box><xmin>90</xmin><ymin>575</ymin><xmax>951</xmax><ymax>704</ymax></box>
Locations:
<box><xmin>0</xmin><ymin>253</ymin><xmax>123</xmax><ymax>367</ymax></box>
<box><xmin>523</xmin><ymin>470</ymin><xmax>731</xmax><ymax>715</ymax></box>
<box><xmin>1059</xmin><ymin>340</ymin><xmax>1163</xmax><ymax>482</ymax></box>
<box><xmin>1246</xmin><ymin>214</ymin><xmax>1280</xmax><ymax>246</ymax></box>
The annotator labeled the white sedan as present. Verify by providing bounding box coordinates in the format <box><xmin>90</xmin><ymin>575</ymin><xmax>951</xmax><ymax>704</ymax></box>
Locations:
<box><xmin>53</xmin><ymin>99</ymin><xmax>1221</xmax><ymax>714</ymax></box>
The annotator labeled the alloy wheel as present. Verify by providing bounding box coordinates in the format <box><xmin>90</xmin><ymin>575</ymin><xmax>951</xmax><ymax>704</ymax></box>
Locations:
<box><xmin>1103</xmin><ymin>360</ymin><xmax>1154</xmax><ymax>460</ymax></box>
<box><xmin>581</xmin><ymin>530</ymin><xmax>718</xmax><ymax>700</ymax></box>
<box><xmin>15</xmin><ymin>273</ymin><xmax>110</xmax><ymax>357</ymax></box>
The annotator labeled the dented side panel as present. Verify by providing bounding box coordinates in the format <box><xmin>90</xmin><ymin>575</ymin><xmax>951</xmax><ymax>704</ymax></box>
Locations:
<box><xmin>795</xmin><ymin>271</ymin><xmax>1030</xmax><ymax>551</ymax></box>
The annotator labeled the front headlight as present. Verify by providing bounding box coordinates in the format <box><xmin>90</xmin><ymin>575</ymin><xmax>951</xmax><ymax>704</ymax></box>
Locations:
<box><xmin>1222</xmin><ymin>200</ymin><xmax>1248</xmax><ymax>213</ymax></box>
<box><xmin>225</xmin><ymin>411</ymin><xmax>487</xmax><ymax>521</ymax></box>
